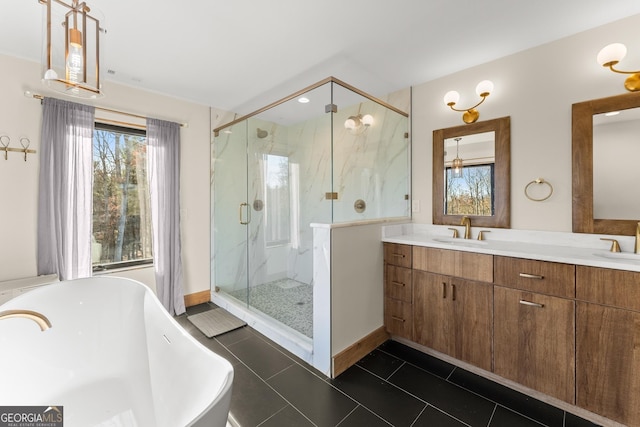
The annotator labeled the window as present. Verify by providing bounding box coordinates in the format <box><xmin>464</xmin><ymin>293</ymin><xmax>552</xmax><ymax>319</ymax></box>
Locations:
<box><xmin>264</xmin><ymin>154</ymin><xmax>290</xmax><ymax>246</ymax></box>
<box><xmin>92</xmin><ymin>123</ymin><xmax>153</xmax><ymax>270</ymax></box>
<box><xmin>445</xmin><ymin>164</ymin><xmax>495</xmax><ymax>216</ymax></box>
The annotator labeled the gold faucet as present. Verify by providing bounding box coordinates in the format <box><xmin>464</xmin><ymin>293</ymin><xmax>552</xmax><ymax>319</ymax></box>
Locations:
<box><xmin>635</xmin><ymin>222</ymin><xmax>640</xmax><ymax>254</ymax></box>
<box><xmin>0</xmin><ymin>310</ymin><xmax>52</xmax><ymax>331</ymax></box>
<box><xmin>460</xmin><ymin>216</ymin><xmax>472</xmax><ymax>239</ymax></box>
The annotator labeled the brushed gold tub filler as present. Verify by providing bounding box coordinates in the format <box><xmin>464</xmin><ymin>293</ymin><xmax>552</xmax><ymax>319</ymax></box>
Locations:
<box><xmin>0</xmin><ymin>310</ymin><xmax>52</xmax><ymax>331</ymax></box>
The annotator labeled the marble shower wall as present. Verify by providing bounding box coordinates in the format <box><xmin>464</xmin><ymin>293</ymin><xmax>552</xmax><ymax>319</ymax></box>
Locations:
<box><xmin>212</xmin><ymin>83</ymin><xmax>410</xmax><ymax>294</ymax></box>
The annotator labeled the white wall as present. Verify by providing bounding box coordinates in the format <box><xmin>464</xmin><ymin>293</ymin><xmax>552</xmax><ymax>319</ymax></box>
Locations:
<box><xmin>411</xmin><ymin>13</ymin><xmax>640</xmax><ymax>231</ymax></box>
<box><xmin>0</xmin><ymin>53</ymin><xmax>212</xmax><ymax>298</ymax></box>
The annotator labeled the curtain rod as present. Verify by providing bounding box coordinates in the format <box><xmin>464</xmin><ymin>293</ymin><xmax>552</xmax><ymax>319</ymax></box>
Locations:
<box><xmin>24</xmin><ymin>91</ymin><xmax>189</xmax><ymax>128</ymax></box>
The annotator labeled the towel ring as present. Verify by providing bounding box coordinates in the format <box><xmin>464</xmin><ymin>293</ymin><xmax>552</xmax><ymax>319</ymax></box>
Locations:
<box><xmin>525</xmin><ymin>178</ymin><xmax>553</xmax><ymax>202</ymax></box>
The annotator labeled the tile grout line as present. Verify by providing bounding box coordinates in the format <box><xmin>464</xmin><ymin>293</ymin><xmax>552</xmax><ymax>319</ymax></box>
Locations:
<box><xmin>380</xmin><ymin>347</ymin><xmax>558</xmax><ymax>427</ymax></box>
<box><xmin>214</xmin><ymin>326</ymin><xmax>365</xmax><ymax>421</ymax></box>
<box><xmin>485</xmin><ymin>404</ymin><xmax>498</xmax><ymax>427</ymax></box>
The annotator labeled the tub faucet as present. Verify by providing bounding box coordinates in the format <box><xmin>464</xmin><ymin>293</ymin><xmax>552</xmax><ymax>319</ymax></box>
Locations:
<box><xmin>635</xmin><ymin>222</ymin><xmax>640</xmax><ymax>254</ymax></box>
<box><xmin>461</xmin><ymin>216</ymin><xmax>472</xmax><ymax>239</ymax></box>
<box><xmin>0</xmin><ymin>310</ymin><xmax>52</xmax><ymax>331</ymax></box>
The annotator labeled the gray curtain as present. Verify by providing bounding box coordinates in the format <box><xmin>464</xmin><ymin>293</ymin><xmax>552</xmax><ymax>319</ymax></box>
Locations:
<box><xmin>37</xmin><ymin>97</ymin><xmax>95</xmax><ymax>281</ymax></box>
<box><xmin>147</xmin><ymin>118</ymin><xmax>185</xmax><ymax>315</ymax></box>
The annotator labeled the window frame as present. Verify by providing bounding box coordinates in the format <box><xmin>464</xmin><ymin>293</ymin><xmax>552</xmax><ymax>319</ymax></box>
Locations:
<box><xmin>444</xmin><ymin>162</ymin><xmax>496</xmax><ymax>217</ymax></box>
<box><xmin>92</xmin><ymin>122</ymin><xmax>153</xmax><ymax>272</ymax></box>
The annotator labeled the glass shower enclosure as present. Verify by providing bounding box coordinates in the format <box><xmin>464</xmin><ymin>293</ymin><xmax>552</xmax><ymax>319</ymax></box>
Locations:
<box><xmin>211</xmin><ymin>77</ymin><xmax>409</xmax><ymax>363</ymax></box>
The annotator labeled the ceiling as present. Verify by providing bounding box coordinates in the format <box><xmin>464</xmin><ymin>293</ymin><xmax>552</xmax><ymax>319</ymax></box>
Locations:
<box><xmin>2</xmin><ymin>1</ymin><xmax>640</xmax><ymax>115</ymax></box>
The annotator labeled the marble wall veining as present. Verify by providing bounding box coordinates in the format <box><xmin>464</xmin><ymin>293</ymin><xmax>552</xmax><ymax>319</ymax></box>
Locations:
<box><xmin>211</xmin><ymin>82</ymin><xmax>410</xmax><ymax>296</ymax></box>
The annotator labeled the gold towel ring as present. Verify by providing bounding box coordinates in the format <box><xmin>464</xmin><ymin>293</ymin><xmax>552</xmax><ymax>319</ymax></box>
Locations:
<box><xmin>525</xmin><ymin>178</ymin><xmax>553</xmax><ymax>202</ymax></box>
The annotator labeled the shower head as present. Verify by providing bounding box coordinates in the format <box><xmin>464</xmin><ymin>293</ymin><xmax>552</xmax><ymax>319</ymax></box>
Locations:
<box><xmin>257</xmin><ymin>128</ymin><xmax>268</xmax><ymax>138</ymax></box>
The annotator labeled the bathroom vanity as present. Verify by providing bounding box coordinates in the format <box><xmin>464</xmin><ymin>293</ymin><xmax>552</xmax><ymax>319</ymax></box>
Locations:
<box><xmin>382</xmin><ymin>224</ymin><xmax>640</xmax><ymax>426</ymax></box>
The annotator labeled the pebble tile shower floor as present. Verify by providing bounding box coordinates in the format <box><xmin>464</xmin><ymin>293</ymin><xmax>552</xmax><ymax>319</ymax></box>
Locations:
<box><xmin>176</xmin><ymin>303</ymin><xmax>600</xmax><ymax>427</ymax></box>
<box><xmin>227</xmin><ymin>279</ymin><xmax>313</xmax><ymax>338</ymax></box>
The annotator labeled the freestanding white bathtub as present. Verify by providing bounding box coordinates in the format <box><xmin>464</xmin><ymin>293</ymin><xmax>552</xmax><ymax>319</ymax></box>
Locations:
<box><xmin>0</xmin><ymin>276</ymin><xmax>233</xmax><ymax>427</ymax></box>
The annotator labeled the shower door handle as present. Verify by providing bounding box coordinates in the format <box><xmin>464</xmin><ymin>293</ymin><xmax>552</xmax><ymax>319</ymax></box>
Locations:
<box><xmin>239</xmin><ymin>203</ymin><xmax>251</xmax><ymax>225</ymax></box>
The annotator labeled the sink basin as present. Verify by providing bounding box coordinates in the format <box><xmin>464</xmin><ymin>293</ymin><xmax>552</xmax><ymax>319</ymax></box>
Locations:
<box><xmin>593</xmin><ymin>251</ymin><xmax>640</xmax><ymax>261</ymax></box>
<box><xmin>433</xmin><ymin>237</ymin><xmax>488</xmax><ymax>246</ymax></box>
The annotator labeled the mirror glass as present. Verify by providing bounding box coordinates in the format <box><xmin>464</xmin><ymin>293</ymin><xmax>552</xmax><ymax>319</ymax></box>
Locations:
<box><xmin>572</xmin><ymin>92</ymin><xmax>640</xmax><ymax>235</ymax></box>
<box><xmin>433</xmin><ymin>116</ymin><xmax>510</xmax><ymax>228</ymax></box>
<box><xmin>443</xmin><ymin>131</ymin><xmax>495</xmax><ymax>216</ymax></box>
<box><xmin>593</xmin><ymin>108</ymin><xmax>640</xmax><ymax>220</ymax></box>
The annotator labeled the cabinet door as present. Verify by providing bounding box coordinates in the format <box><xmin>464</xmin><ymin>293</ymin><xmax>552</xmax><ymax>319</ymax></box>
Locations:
<box><xmin>450</xmin><ymin>278</ymin><xmax>493</xmax><ymax>371</ymax></box>
<box><xmin>414</xmin><ymin>272</ymin><xmax>493</xmax><ymax>371</ymax></box>
<box><xmin>577</xmin><ymin>302</ymin><xmax>640</xmax><ymax>426</ymax></box>
<box><xmin>414</xmin><ymin>271</ymin><xmax>450</xmax><ymax>355</ymax></box>
<box><xmin>494</xmin><ymin>286</ymin><xmax>575</xmax><ymax>403</ymax></box>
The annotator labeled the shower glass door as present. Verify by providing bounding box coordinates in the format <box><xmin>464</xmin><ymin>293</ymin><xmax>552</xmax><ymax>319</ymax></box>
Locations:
<box><xmin>213</xmin><ymin>82</ymin><xmax>333</xmax><ymax>340</ymax></box>
<box><xmin>212</xmin><ymin>121</ymin><xmax>250</xmax><ymax>306</ymax></box>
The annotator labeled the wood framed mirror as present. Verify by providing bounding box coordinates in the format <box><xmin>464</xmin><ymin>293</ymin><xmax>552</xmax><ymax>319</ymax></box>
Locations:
<box><xmin>572</xmin><ymin>91</ymin><xmax>640</xmax><ymax>235</ymax></box>
<box><xmin>433</xmin><ymin>116</ymin><xmax>511</xmax><ymax>228</ymax></box>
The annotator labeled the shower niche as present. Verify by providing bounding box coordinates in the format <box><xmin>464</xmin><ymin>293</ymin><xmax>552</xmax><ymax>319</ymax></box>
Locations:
<box><xmin>211</xmin><ymin>77</ymin><xmax>410</xmax><ymax>375</ymax></box>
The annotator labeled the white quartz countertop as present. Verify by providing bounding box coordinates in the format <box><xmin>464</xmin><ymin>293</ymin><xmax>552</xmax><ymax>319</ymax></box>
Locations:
<box><xmin>382</xmin><ymin>224</ymin><xmax>640</xmax><ymax>273</ymax></box>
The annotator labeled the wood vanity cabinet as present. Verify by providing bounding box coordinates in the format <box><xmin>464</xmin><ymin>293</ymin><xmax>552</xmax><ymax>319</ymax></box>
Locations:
<box><xmin>493</xmin><ymin>256</ymin><xmax>576</xmax><ymax>403</ymax></box>
<box><xmin>576</xmin><ymin>266</ymin><xmax>640</xmax><ymax>426</ymax></box>
<box><xmin>414</xmin><ymin>270</ymin><xmax>493</xmax><ymax>371</ymax></box>
<box><xmin>383</xmin><ymin>243</ymin><xmax>413</xmax><ymax>340</ymax></box>
<box><xmin>413</xmin><ymin>247</ymin><xmax>493</xmax><ymax>371</ymax></box>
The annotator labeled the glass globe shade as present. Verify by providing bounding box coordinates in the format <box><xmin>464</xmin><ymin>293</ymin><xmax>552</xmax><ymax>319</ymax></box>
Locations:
<box><xmin>443</xmin><ymin>91</ymin><xmax>460</xmax><ymax>106</ymax></box>
<box><xmin>597</xmin><ymin>43</ymin><xmax>627</xmax><ymax>66</ymax></box>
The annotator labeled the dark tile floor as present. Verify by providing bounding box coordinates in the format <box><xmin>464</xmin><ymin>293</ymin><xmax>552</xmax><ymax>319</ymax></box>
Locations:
<box><xmin>176</xmin><ymin>303</ymin><xmax>600</xmax><ymax>427</ymax></box>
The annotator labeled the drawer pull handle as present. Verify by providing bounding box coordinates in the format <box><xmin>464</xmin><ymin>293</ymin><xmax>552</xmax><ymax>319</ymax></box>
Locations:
<box><xmin>391</xmin><ymin>316</ymin><xmax>406</xmax><ymax>323</ymax></box>
<box><xmin>519</xmin><ymin>299</ymin><xmax>544</xmax><ymax>308</ymax></box>
<box><xmin>391</xmin><ymin>281</ymin><xmax>406</xmax><ymax>287</ymax></box>
<box><xmin>451</xmin><ymin>284</ymin><xmax>456</xmax><ymax>301</ymax></box>
<box><xmin>442</xmin><ymin>282</ymin><xmax>447</xmax><ymax>298</ymax></box>
<box><xmin>392</xmin><ymin>253</ymin><xmax>406</xmax><ymax>258</ymax></box>
<box><xmin>519</xmin><ymin>273</ymin><xmax>544</xmax><ymax>280</ymax></box>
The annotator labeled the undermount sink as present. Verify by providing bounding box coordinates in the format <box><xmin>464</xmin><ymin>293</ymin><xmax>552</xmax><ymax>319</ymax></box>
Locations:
<box><xmin>433</xmin><ymin>237</ymin><xmax>488</xmax><ymax>246</ymax></box>
<box><xmin>593</xmin><ymin>251</ymin><xmax>640</xmax><ymax>261</ymax></box>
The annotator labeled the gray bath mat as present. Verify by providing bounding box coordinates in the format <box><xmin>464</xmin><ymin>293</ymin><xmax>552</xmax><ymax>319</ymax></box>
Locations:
<box><xmin>187</xmin><ymin>308</ymin><xmax>246</xmax><ymax>338</ymax></box>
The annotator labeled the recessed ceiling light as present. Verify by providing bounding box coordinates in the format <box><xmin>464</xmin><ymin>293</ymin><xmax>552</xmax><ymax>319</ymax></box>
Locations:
<box><xmin>605</xmin><ymin>111</ymin><xmax>620</xmax><ymax>117</ymax></box>
<box><xmin>298</xmin><ymin>97</ymin><xmax>310</xmax><ymax>103</ymax></box>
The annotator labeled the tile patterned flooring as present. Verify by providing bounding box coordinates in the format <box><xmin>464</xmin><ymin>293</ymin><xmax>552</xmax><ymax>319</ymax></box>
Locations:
<box><xmin>176</xmin><ymin>303</ymin><xmax>600</xmax><ymax>427</ymax></box>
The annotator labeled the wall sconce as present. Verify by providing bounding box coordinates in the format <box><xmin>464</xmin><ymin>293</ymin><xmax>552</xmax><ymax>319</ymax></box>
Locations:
<box><xmin>443</xmin><ymin>80</ymin><xmax>494</xmax><ymax>124</ymax></box>
<box><xmin>451</xmin><ymin>137</ymin><xmax>463</xmax><ymax>178</ymax></box>
<box><xmin>597</xmin><ymin>43</ymin><xmax>640</xmax><ymax>92</ymax></box>
<box><xmin>41</xmin><ymin>0</ymin><xmax>105</xmax><ymax>98</ymax></box>
<box><xmin>344</xmin><ymin>114</ymin><xmax>374</xmax><ymax>134</ymax></box>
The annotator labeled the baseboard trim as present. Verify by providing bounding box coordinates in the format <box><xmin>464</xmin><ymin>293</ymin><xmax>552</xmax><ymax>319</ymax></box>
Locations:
<box><xmin>184</xmin><ymin>290</ymin><xmax>210</xmax><ymax>307</ymax></box>
<box><xmin>332</xmin><ymin>326</ymin><xmax>390</xmax><ymax>378</ymax></box>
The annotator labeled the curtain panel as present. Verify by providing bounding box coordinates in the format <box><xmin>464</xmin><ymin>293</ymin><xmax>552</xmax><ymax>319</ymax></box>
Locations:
<box><xmin>147</xmin><ymin>118</ymin><xmax>185</xmax><ymax>315</ymax></box>
<box><xmin>37</xmin><ymin>97</ymin><xmax>95</xmax><ymax>280</ymax></box>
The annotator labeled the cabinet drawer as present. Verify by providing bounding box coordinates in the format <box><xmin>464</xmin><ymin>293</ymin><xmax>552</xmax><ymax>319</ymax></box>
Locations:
<box><xmin>384</xmin><ymin>298</ymin><xmax>413</xmax><ymax>339</ymax></box>
<box><xmin>413</xmin><ymin>246</ymin><xmax>493</xmax><ymax>282</ymax></box>
<box><xmin>385</xmin><ymin>265</ymin><xmax>412</xmax><ymax>302</ymax></box>
<box><xmin>384</xmin><ymin>243</ymin><xmax>412</xmax><ymax>268</ymax></box>
<box><xmin>494</xmin><ymin>256</ymin><xmax>575</xmax><ymax>298</ymax></box>
<box><xmin>576</xmin><ymin>266</ymin><xmax>640</xmax><ymax>311</ymax></box>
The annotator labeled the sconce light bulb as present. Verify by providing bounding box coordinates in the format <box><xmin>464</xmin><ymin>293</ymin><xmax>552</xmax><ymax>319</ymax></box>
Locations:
<box><xmin>475</xmin><ymin>80</ymin><xmax>494</xmax><ymax>97</ymax></box>
<box><xmin>344</xmin><ymin>118</ymin><xmax>357</xmax><ymax>130</ymax></box>
<box><xmin>443</xmin><ymin>90</ymin><xmax>460</xmax><ymax>107</ymax></box>
<box><xmin>597</xmin><ymin>43</ymin><xmax>627</xmax><ymax>67</ymax></box>
<box><xmin>361</xmin><ymin>114</ymin><xmax>374</xmax><ymax>126</ymax></box>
